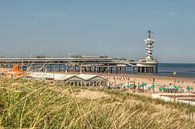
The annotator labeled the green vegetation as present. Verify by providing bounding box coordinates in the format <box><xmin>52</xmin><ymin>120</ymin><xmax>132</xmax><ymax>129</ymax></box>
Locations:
<box><xmin>0</xmin><ymin>78</ymin><xmax>195</xmax><ymax>129</ymax></box>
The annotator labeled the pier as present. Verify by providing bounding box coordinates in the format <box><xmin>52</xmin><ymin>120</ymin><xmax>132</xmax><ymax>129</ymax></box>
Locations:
<box><xmin>0</xmin><ymin>56</ymin><xmax>158</xmax><ymax>73</ymax></box>
<box><xmin>0</xmin><ymin>31</ymin><xmax>158</xmax><ymax>73</ymax></box>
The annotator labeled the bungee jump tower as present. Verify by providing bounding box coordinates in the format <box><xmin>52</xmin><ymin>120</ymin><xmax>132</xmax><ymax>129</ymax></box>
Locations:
<box><xmin>135</xmin><ymin>30</ymin><xmax>158</xmax><ymax>73</ymax></box>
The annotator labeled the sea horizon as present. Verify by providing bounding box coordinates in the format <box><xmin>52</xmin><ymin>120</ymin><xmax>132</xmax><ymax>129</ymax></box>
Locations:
<box><xmin>152</xmin><ymin>63</ymin><xmax>195</xmax><ymax>78</ymax></box>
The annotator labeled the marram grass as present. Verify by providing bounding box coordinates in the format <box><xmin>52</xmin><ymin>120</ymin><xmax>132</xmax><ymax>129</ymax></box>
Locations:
<box><xmin>0</xmin><ymin>78</ymin><xmax>194</xmax><ymax>129</ymax></box>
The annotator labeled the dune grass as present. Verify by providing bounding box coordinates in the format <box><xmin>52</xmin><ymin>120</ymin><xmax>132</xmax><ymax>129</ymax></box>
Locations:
<box><xmin>0</xmin><ymin>78</ymin><xmax>195</xmax><ymax>129</ymax></box>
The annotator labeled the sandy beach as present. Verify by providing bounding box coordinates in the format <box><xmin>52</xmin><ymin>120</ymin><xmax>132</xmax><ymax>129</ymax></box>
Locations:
<box><xmin>53</xmin><ymin>71</ymin><xmax>195</xmax><ymax>89</ymax></box>
<box><xmin>102</xmin><ymin>73</ymin><xmax>195</xmax><ymax>88</ymax></box>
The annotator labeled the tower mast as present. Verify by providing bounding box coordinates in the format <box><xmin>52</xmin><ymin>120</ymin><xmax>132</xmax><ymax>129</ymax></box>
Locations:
<box><xmin>145</xmin><ymin>30</ymin><xmax>154</xmax><ymax>61</ymax></box>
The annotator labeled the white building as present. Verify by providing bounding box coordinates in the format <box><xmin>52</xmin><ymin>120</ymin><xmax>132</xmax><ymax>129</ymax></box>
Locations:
<box><xmin>28</xmin><ymin>72</ymin><xmax>108</xmax><ymax>87</ymax></box>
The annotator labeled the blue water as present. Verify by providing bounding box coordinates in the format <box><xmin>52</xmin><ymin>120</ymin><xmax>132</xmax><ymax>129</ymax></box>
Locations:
<box><xmin>157</xmin><ymin>63</ymin><xmax>195</xmax><ymax>78</ymax></box>
<box><xmin>32</xmin><ymin>63</ymin><xmax>195</xmax><ymax>78</ymax></box>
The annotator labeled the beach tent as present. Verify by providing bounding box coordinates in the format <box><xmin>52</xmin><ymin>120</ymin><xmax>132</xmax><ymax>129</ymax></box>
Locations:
<box><xmin>138</xmin><ymin>83</ymin><xmax>147</xmax><ymax>89</ymax></box>
<box><xmin>148</xmin><ymin>83</ymin><xmax>157</xmax><ymax>90</ymax></box>
<box><xmin>162</xmin><ymin>85</ymin><xmax>179</xmax><ymax>93</ymax></box>
<box><xmin>159</xmin><ymin>87</ymin><xmax>166</xmax><ymax>92</ymax></box>
<box><xmin>186</xmin><ymin>86</ymin><xmax>193</xmax><ymax>92</ymax></box>
<box><xmin>179</xmin><ymin>88</ymin><xmax>184</xmax><ymax>93</ymax></box>
<box><xmin>128</xmin><ymin>83</ymin><xmax>134</xmax><ymax>88</ymax></box>
<box><xmin>171</xmin><ymin>86</ymin><xmax>179</xmax><ymax>91</ymax></box>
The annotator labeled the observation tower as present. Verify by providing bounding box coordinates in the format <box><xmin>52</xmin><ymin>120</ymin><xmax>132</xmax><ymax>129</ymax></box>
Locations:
<box><xmin>145</xmin><ymin>30</ymin><xmax>154</xmax><ymax>61</ymax></box>
<box><xmin>136</xmin><ymin>30</ymin><xmax>158</xmax><ymax>73</ymax></box>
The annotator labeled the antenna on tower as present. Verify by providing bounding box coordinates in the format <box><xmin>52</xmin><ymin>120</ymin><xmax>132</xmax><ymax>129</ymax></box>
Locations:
<box><xmin>148</xmin><ymin>30</ymin><xmax>152</xmax><ymax>38</ymax></box>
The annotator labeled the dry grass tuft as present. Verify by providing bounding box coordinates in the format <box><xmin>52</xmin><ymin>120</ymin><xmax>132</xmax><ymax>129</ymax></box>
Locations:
<box><xmin>0</xmin><ymin>78</ymin><xmax>194</xmax><ymax>129</ymax></box>
<box><xmin>72</xmin><ymin>90</ymin><xmax>110</xmax><ymax>100</ymax></box>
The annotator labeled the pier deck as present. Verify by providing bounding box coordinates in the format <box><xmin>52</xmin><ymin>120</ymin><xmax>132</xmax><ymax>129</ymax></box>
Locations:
<box><xmin>0</xmin><ymin>56</ymin><xmax>158</xmax><ymax>73</ymax></box>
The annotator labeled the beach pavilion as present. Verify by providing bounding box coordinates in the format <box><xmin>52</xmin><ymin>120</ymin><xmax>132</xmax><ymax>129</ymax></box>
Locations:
<box><xmin>28</xmin><ymin>72</ymin><xmax>108</xmax><ymax>87</ymax></box>
<box><xmin>57</xmin><ymin>74</ymin><xmax>108</xmax><ymax>86</ymax></box>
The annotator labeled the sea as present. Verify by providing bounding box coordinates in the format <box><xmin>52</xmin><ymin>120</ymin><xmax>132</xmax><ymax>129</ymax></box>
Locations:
<box><xmin>156</xmin><ymin>63</ymin><xmax>195</xmax><ymax>78</ymax></box>
<box><xmin>38</xmin><ymin>63</ymin><xmax>195</xmax><ymax>78</ymax></box>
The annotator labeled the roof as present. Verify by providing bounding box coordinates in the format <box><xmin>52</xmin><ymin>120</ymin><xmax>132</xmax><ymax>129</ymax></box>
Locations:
<box><xmin>29</xmin><ymin>72</ymin><xmax>54</xmax><ymax>79</ymax></box>
<box><xmin>28</xmin><ymin>72</ymin><xmax>106</xmax><ymax>81</ymax></box>
<box><xmin>77</xmin><ymin>74</ymin><xmax>97</xmax><ymax>81</ymax></box>
<box><xmin>54</xmin><ymin>74</ymin><xmax>74</xmax><ymax>81</ymax></box>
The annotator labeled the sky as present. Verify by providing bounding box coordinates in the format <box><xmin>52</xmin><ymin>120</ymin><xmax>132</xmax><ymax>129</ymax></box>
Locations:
<box><xmin>0</xmin><ymin>0</ymin><xmax>195</xmax><ymax>63</ymax></box>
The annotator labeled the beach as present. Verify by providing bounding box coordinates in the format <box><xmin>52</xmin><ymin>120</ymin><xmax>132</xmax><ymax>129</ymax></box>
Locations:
<box><xmin>53</xmin><ymin>71</ymin><xmax>195</xmax><ymax>89</ymax></box>
<box><xmin>103</xmin><ymin>73</ymin><xmax>195</xmax><ymax>89</ymax></box>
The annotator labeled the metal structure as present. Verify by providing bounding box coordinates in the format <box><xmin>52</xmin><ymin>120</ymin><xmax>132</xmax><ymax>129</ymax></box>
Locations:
<box><xmin>0</xmin><ymin>31</ymin><xmax>158</xmax><ymax>73</ymax></box>
<box><xmin>145</xmin><ymin>30</ymin><xmax>154</xmax><ymax>61</ymax></box>
<box><xmin>0</xmin><ymin>56</ymin><xmax>136</xmax><ymax>73</ymax></box>
<box><xmin>136</xmin><ymin>30</ymin><xmax>158</xmax><ymax>73</ymax></box>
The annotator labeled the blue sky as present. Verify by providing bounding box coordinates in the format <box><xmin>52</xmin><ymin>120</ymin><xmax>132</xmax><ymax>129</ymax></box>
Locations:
<box><xmin>0</xmin><ymin>0</ymin><xmax>195</xmax><ymax>63</ymax></box>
